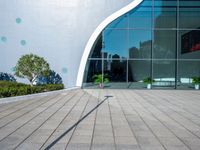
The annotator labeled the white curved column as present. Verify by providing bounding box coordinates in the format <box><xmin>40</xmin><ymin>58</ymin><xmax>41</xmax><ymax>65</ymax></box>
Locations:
<box><xmin>76</xmin><ymin>0</ymin><xmax>143</xmax><ymax>87</ymax></box>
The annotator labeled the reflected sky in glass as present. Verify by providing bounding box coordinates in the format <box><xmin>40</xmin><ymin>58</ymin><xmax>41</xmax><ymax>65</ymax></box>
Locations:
<box><xmin>129</xmin><ymin>0</ymin><xmax>152</xmax><ymax>29</ymax></box>
<box><xmin>103</xmin><ymin>29</ymin><xmax>128</xmax><ymax>58</ymax></box>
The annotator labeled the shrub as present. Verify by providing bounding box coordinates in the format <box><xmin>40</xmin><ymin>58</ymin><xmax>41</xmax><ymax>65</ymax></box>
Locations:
<box><xmin>0</xmin><ymin>81</ymin><xmax>64</xmax><ymax>98</ymax></box>
<box><xmin>92</xmin><ymin>74</ymin><xmax>109</xmax><ymax>85</ymax></box>
<box><xmin>143</xmin><ymin>77</ymin><xmax>155</xmax><ymax>84</ymax></box>
<box><xmin>0</xmin><ymin>88</ymin><xmax>10</xmax><ymax>98</ymax></box>
<box><xmin>0</xmin><ymin>81</ymin><xmax>27</xmax><ymax>88</ymax></box>
<box><xmin>192</xmin><ymin>77</ymin><xmax>200</xmax><ymax>84</ymax></box>
<box><xmin>45</xmin><ymin>84</ymin><xmax>64</xmax><ymax>91</ymax></box>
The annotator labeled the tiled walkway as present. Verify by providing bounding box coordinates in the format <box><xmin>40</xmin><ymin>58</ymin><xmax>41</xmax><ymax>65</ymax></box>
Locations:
<box><xmin>0</xmin><ymin>89</ymin><xmax>200</xmax><ymax>150</ymax></box>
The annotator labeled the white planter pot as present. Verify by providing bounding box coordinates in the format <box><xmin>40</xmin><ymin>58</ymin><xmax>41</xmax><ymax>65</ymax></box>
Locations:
<box><xmin>195</xmin><ymin>84</ymin><xmax>199</xmax><ymax>90</ymax></box>
<box><xmin>99</xmin><ymin>83</ymin><xmax>103</xmax><ymax>88</ymax></box>
<box><xmin>147</xmin><ymin>84</ymin><xmax>151</xmax><ymax>89</ymax></box>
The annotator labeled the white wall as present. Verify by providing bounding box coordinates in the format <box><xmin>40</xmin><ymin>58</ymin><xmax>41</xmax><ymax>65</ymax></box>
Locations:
<box><xmin>0</xmin><ymin>0</ymin><xmax>132</xmax><ymax>87</ymax></box>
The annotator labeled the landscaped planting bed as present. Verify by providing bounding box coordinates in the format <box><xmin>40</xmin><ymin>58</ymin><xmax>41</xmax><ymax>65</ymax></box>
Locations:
<box><xmin>0</xmin><ymin>81</ymin><xmax>64</xmax><ymax>98</ymax></box>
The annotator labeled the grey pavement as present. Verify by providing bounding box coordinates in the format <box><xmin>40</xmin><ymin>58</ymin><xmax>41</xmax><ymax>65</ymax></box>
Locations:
<box><xmin>0</xmin><ymin>89</ymin><xmax>200</xmax><ymax>150</ymax></box>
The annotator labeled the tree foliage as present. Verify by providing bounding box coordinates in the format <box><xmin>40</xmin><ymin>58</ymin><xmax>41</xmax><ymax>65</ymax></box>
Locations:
<box><xmin>15</xmin><ymin>54</ymin><xmax>50</xmax><ymax>85</ymax></box>
<box><xmin>0</xmin><ymin>72</ymin><xmax>16</xmax><ymax>82</ymax></box>
<box><xmin>47</xmin><ymin>70</ymin><xmax>63</xmax><ymax>84</ymax></box>
<box><xmin>36</xmin><ymin>70</ymin><xmax>63</xmax><ymax>85</ymax></box>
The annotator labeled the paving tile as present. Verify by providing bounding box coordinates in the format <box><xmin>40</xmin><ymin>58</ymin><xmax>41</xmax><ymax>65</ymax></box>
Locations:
<box><xmin>70</xmin><ymin>135</ymin><xmax>92</xmax><ymax>144</ymax></box>
<box><xmin>66</xmin><ymin>143</ymin><xmax>91</xmax><ymax>150</ymax></box>
<box><xmin>93</xmin><ymin>136</ymin><xmax>115</xmax><ymax>144</ymax></box>
<box><xmin>115</xmin><ymin>136</ymin><xmax>138</xmax><ymax>145</ymax></box>
<box><xmin>0</xmin><ymin>89</ymin><xmax>200</xmax><ymax>150</ymax></box>
<box><xmin>116</xmin><ymin>144</ymin><xmax>140</xmax><ymax>150</ymax></box>
<box><xmin>92</xmin><ymin>144</ymin><xmax>115</xmax><ymax>150</ymax></box>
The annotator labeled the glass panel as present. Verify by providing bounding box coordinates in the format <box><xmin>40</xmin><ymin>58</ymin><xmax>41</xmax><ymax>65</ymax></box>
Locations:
<box><xmin>103</xmin><ymin>59</ymin><xmax>127</xmax><ymax>89</ymax></box>
<box><xmin>82</xmin><ymin>60</ymin><xmax>102</xmax><ymax>88</ymax></box>
<box><xmin>89</xmin><ymin>34</ymin><xmax>103</xmax><ymax>58</ymax></box>
<box><xmin>178</xmin><ymin>60</ymin><xmax>200</xmax><ymax>89</ymax></box>
<box><xmin>179</xmin><ymin>1</ymin><xmax>200</xmax><ymax>29</ymax></box>
<box><xmin>128</xmin><ymin>60</ymin><xmax>151</xmax><ymax>89</ymax></box>
<box><xmin>154</xmin><ymin>0</ymin><xmax>177</xmax><ymax>28</ymax></box>
<box><xmin>178</xmin><ymin>30</ymin><xmax>200</xmax><ymax>59</ymax></box>
<box><xmin>153</xmin><ymin>30</ymin><xmax>176</xmax><ymax>59</ymax></box>
<box><xmin>153</xmin><ymin>60</ymin><xmax>176</xmax><ymax>89</ymax></box>
<box><xmin>106</xmin><ymin>15</ymin><xmax>128</xmax><ymax>29</ymax></box>
<box><xmin>129</xmin><ymin>30</ymin><xmax>152</xmax><ymax>59</ymax></box>
<box><xmin>129</xmin><ymin>0</ymin><xmax>152</xmax><ymax>29</ymax></box>
<box><xmin>103</xmin><ymin>29</ymin><xmax>128</xmax><ymax>59</ymax></box>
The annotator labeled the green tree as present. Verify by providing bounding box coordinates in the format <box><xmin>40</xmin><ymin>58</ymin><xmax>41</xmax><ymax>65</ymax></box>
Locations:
<box><xmin>15</xmin><ymin>54</ymin><xmax>50</xmax><ymax>86</ymax></box>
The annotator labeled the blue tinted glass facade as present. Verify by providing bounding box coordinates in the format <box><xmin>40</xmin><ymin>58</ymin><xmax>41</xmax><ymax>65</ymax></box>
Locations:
<box><xmin>84</xmin><ymin>0</ymin><xmax>200</xmax><ymax>89</ymax></box>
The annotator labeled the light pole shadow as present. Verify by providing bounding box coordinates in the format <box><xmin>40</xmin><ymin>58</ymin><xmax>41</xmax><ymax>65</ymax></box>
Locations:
<box><xmin>44</xmin><ymin>95</ymin><xmax>113</xmax><ymax>150</ymax></box>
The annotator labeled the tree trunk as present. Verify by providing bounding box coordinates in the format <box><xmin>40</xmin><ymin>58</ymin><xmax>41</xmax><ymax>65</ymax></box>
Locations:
<box><xmin>30</xmin><ymin>80</ymin><xmax>34</xmax><ymax>86</ymax></box>
<box><xmin>30</xmin><ymin>75</ymin><xmax>37</xmax><ymax>86</ymax></box>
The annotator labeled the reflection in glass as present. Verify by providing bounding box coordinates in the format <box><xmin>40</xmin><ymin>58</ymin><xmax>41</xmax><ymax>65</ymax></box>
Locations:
<box><xmin>178</xmin><ymin>61</ymin><xmax>200</xmax><ymax>89</ymax></box>
<box><xmin>104</xmin><ymin>59</ymin><xmax>127</xmax><ymax>82</ymax></box>
<box><xmin>154</xmin><ymin>0</ymin><xmax>177</xmax><ymax>28</ymax></box>
<box><xmin>128</xmin><ymin>60</ymin><xmax>151</xmax><ymax>89</ymax></box>
<box><xmin>83</xmin><ymin>0</ymin><xmax>200</xmax><ymax>89</ymax></box>
<box><xmin>106</xmin><ymin>15</ymin><xmax>128</xmax><ymax>29</ymax></box>
<box><xmin>103</xmin><ymin>29</ymin><xmax>128</xmax><ymax>58</ymax></box>
<box><xmin>153</xmin><ymin>60</ymin><xmax>175</xmax><ymax>88</ymax></box>
<box><xmin>102</xmin><ymin>59</ymin><xmax>127</xmax><ymax>88</ymax></box>
<box><xmin>89</xmin><ymin>34</ymin><xmax>103</xmax><ymax>58</ymax></box>
<box><xmin>83</xmin><ymin>60</ymin><xmax>102</xmax><ymax>87</ymax></box>
<box><xmin>129</xmin><ymin>30</ymin><xmax>152</xmax><ymax>59</ymax></box>
<box><xmin>153</xmin><ymin>30</ymin><xmax>176</xmax><ymax>59</ymax></box>
<box><xmin>129</xmin><ymin>0</ymin><xmax>152</xmax><ymax>29</ymax></box>
<box><xmin>178</xmin><ymin>30</ymin><xmax>200</xmax><ymax>59</ymax></box>
<box><xmin>179</xmin><ymin>1</ymin><xmax>200</xmax><ymax>29</ymax></box>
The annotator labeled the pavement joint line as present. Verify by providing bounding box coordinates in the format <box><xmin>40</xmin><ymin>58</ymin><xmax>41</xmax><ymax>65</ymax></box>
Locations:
<box><xmin>89</xmin><ymin>90</ymin><xmax>100</xmax><ymax>150</ymax></box>
<box><xmin>44</xmin><ymin>91</ymin><xmax>110</xmax><ymax>150</ymax></box>
<box><xmin>64</xmin><ymin>94</ymin><xmax>91</xmax><ymax>149</ymax></box>
<box><xmin>162</xmin><ymin>90</ymin><xmax>200</xmax><ymax>108</ymax></box>
<box><xmin>0</xmin><ymin>97</ymin><xmax>40</xmax><ymax>113</ymax></box>
<box><xmin>0</xmin><ymin>90</ymin><xmax>78</xmax><ymax>143</ymax></box>
<box><xmin>38</xmin><ymin>91</ymin><xmax>86</xmax><ymax>149</ymax></box>
<box><xmin>153</xmin><ymin>90</ymin><xmax>200</xmax><ymax>124</ymax></box>
<box><xmin>113</xmin><ymin>90</ymin><xmax>142</xmax><ymax>150</ymax></box>
<box><xmin>155</xmin><ymin>90</ymin><xmax>200</xmax><ymax>120</ymax></box>
<box><xmin>144</xmin><ymin>91</ymin><xmax>200</xmax><ymax>123</ymax></box>
<box><xmin>1</xmin><ymin>89</ymin><xmax>200</xmax><ymax>150</ymax></box>
<box><xmin>13</xmin><ymin>90</ymin><xmax>81</xmax><ymax>150</ymax></box>
<box><xmin>173</xmin><ymin>91</ymin><xmax>200</xmax><ymax>101</ymax></box>
<box><xmin>138</xmin><ymin>91</ymin><xmax>200</xmax><ymax>140</ymax></box>
<box><xmin>90</xmin><ymin>89</ymin><xmax>107</xmax><ymax>149</ymax></box>
<box><xmin>107</xmin><ymin>91</ymin><xmax>117</xmax><ymax>150</ymax></box>
<box><xmin>0</xmin><ymin>94</ymin><xmax>61</xmax><ymax>129</ymax></box>
<box><xmin>0</xmin><ymin>89</ymin><xmax>74</xmax><ymax>113</ymax></box>
<box><xmin>128</xmin><ymin>91</ymin><xmax>193</xmax><ymax>150</ymax></box>
<box><xmin>0</xmin><ymin>94</ymin><xmax>54</xmax><ymax>120</ymax></box>
<box><xmin>164</xmin><ymin>90</ymin><xmax>200</xmax><ymax>108</ymax></box>
<box><xmin>121</xmin><ymin>90</ymin><xmax>168</xmax><ymax>150</ymax></box>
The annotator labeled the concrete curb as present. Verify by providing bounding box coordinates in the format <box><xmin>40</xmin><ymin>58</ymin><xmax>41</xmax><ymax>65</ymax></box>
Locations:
<box><xmin>0</xmin><ymin>87</ymin><xmax>80</xmax><ymax>105</ymax></box>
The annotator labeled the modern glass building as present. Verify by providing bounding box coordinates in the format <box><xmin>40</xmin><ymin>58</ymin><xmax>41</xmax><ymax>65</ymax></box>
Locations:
<box><xmin>1</xmin><ymin>0</ymin><xmax>200</xmax><ymax>89</ymax></box>
<box><xmin>83</xmin><ymin>0</ymin><xmax>200</xmax><ymax>89</ymax></box>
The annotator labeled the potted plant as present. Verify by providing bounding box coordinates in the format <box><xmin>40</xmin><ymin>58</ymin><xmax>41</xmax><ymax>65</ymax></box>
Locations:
<box><xmin>143</xmin><ymin>77</ymin><xmax>155</xmax><ymax>89</ymax></box>
<box><xmin>192</xmin><ymin>77</ymin><xmax>200</xmax><ymax>90</ymax></box>
<box><xmin>92</xmin><ymin>74</ymin><xmax>109</xmax><ymax>88</ymax></box>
